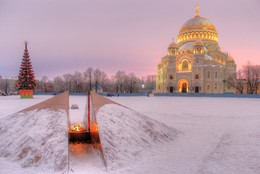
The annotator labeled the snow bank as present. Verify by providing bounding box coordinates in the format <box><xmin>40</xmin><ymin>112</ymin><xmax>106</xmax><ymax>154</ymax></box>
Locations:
<box><xmin>0</xmin><ymin>109</ymin><xmax>68</xmax><ymax>173</ymax></box>
<box><xmin>96</xmin><ymin>104</ymin><xmax>179</xmax><ymax>171</ymax></box>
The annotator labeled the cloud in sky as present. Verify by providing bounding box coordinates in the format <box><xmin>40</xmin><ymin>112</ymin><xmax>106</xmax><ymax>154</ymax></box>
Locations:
<box><xmin>0</xmin><ymin>0</ymin><xmax>260</xmax><ymax>79</ymax></box>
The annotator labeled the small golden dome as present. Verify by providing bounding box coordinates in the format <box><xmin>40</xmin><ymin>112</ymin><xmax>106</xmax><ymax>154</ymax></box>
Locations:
<box><xmin>228</xmin><ymin>55</ymin><xmax>234</xmax><ymax>61</ymax></box>
<box><xmin>168</xmin><ymin>38</ymin><xmax>178</xmax><ymax>48</ymax></box>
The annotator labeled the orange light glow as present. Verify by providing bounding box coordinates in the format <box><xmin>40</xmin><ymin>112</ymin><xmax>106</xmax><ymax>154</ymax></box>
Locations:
<box><xmin>70</xmin><ymin>122</ymin><xmax>85</xmax><ymax>132</ymax></box>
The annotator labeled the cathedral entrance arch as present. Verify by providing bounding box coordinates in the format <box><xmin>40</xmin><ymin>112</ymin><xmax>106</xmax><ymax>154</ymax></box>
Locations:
<box><xmin>182</xmin><ymin>83</ymin><xmax>187</xmax><ymax>93</ymax></box>
<box><xmin>178</xmin><ymin>79</ymin><xmax>189</xmax><ymax>93</ymax></box>
<box><xmin>195</xmin><ymin>86</ymin><xmax>199</xmax><ymax>93</ymax></box>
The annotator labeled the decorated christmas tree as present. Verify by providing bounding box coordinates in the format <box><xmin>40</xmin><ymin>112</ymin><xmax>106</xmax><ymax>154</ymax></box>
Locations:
<box><xmin>16</xmin><ymin>41</ymin><xmax>37</xmax><ymax>98</ymax></box>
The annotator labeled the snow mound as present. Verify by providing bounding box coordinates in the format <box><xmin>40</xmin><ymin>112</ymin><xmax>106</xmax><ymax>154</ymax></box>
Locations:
<box><xmin>96</xmin><ymin>104</ymin><xmax>179</xmax><ymax>170</ymax></box>
<box><xmin>0</xmin><ymin>109</ymin><xmax>68</xmax><ymax>173</ymax></box>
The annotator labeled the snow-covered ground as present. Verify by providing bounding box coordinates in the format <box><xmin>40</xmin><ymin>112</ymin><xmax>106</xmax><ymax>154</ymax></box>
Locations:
<box><xmin>0</xmin><ymin>95</ymin><xmax>52</xmax><ymax>119</ymax></box>
<box><xmin>1</xmin><ymin>95</ymin><xmax>260</xmax><ymax>174</ymax></box>
<box><xmin>110</xmin><ymin>97</ymin><xmax>260</xmax><ymax>174</ymax></box>
<box><xmin>69</xmin><ymin>95</ymin><xmax>87</xmax><ymax>127</ymax></box>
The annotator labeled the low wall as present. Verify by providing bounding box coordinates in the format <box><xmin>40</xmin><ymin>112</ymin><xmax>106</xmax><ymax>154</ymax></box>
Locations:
<box><xmin>154</xmin><ymin>93</ymin><xmax>260</xmax><ymax>98</ymax></box>
<box><xmin>20</xmin><ymin>91</ymin><xmax>69</xmax><ymax>112</ymax></box>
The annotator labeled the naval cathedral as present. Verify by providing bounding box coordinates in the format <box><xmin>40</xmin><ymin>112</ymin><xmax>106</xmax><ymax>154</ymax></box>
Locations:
<box><xmin>156</xmin><ymin>7</ymin><xmax>236</xmax><ymax>94</ymax></box>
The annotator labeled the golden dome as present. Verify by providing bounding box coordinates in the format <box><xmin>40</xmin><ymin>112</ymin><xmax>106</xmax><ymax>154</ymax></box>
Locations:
<box><xmin>179</xmin><ymin>16</ymin><xmax>217</xmax><ymax>34</ymax></box>
<box><xmin>228</xmin><ymin>55</ymin><xmax>234</xmax><ymax>61</ymax></box>
<box><xmin>177</xmin><ymin>9</ymin><xmax>218</xmax><ymax>45</ymax></box>
<box><xmin>168</xmin><ymin>38</ymin><xmax>178</xmax><ymax>48</ymax></box>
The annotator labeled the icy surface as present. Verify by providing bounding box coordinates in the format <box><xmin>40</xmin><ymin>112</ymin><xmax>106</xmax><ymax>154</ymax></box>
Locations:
<box><xmin>96</xmin><ymin>104</ymin><xmax>179</xmax><ymax>171</ymax></box>
<box><xmin>0</xmin><ymin>109</ymin><xmax>68</xmax><ymax>173</ymax></box>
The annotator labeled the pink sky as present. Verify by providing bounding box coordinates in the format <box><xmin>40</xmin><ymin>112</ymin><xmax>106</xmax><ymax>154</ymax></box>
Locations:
<box><xmin>0</xmin><ymin>0</ymin><xmax>260</xmax><ymax>79</ymax></box>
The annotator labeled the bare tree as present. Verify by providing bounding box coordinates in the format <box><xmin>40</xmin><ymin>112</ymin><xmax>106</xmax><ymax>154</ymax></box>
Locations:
<box><xmin>40</xmin><ymin>76</ymin><xmax>49</xmax><ymax>92</ymax></box>
<box><xmin>93</xmin><ymin>69</ymin><xmax>102</xmax><ymax>92</ymax></box>
<box><xmin>243</xmin><ymin>62</ymin><xmax>260</xmax><ymax>94</ymax></box>
<box><xmin>0</xmin><ymin>76</ymin><xmax>4</xmax><ymax>94</ymax></box>
<box><xmin>125</xmin><ymin>73</ymin><xmax>138</xmax><ymax>93</ymax></box>
<box><xmin>53</xmin><ymin>76</ymin><xmax>65</xmax><ymax>92</ymax></box>
<box><xmin>146</xmin><ymin>75</ymin><xmax>156</xmax><ymax>91</ymax></box>
<box><xmin>227</xmin><ymin>62</ymin><xmax>260</xmax><ymax>94</ymax></box>
<box><xmin>72</xmin><ymin>71</ymin><xmax>83</xmax><ymax>93</ymax></box>
<box><xmin>226</xmin><ymin>71</ymin><xmax>244</xmax><ymax>94</ymax></box>
<box><xmin>3</xmin><ymin>78</ymin><xmax>9</xmax><ymax>95</ymax></box>
<box><xmin>63</xmin><ymin>73</ymin><xmax>73</xmax><ymax>91</ymax></box>
<box><xmin>100</xmin><ymin>71</ymin><xmax>108</xmax><ymax>91</ymax></box>
<box><xmin>252</xmin><ymin>65</ymin><xmax>260</xmax><ymax>94</ymax></box>
<box><xmin>115</xmin><ymin>71</ymin><xmax>126</xmax><ymax>93</ymax></box>
<box><xmin>84</xmin><ymin>67</ymin><xmax>93</xmax><ymax>91</ymax></box>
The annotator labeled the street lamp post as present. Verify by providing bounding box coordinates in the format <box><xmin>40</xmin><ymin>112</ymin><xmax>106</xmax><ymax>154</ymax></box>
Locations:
<box><xmin>142</xmin><ymin>84</ymin><xmax>145</xmax><ymax>93</ymax></box>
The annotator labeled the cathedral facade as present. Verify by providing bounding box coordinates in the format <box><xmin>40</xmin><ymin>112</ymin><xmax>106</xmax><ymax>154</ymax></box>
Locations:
<box><xmin>156</xmin><ymin>7</ymin><xmax>236</xmax><ymax>94</ymax></box>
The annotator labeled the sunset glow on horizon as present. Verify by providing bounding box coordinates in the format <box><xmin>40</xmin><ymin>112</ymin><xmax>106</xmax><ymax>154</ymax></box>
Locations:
<box><xmin>0</xmin><ymin>0</ymin><xmax>260</xmax><ymax>79</ymax></box>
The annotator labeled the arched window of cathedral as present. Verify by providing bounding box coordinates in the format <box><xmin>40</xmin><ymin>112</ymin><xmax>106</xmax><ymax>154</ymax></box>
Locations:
<box><xmin>207</xmin><ymin>83</ymin><xmax>210</xmax><ymax>90</ymax></box>
<box><xmin>215</xmin><ymin>84</ymin><xmax>217</xmax><ymax>89</ymax></box>
<box><xmin>173</xmin><ymin>49</ymin><xmax>177</xmax><ymax>55</ymax></box>
<box><xmin>207</xmin><ymin>71</ymin><xmax>210</xmax><ymax>78</ymax></box>
<box><xmin>215</xmin><ymin>71</ymin><xmax>218</xmax><ymax>79</ymax></box>
<box><xmin>196</xmin><ymin>47</ymin><xmax>199</xmax><ymax>53</ymax></box>
<box><xmin>182</xmin><ymin>60</ymin><xmax>189</xmax><ymax>71</ymax></box>
<box><xmin>169</xmin><ymin>75</ymin><xmax>173</xmax><ymax>80</ymax></box>
<box><xmin>164</xmin><ymin>60</ymin><xmax>167</xmax><ymax>67</ymax></box>
<box><xmin>158</xmin><ymin>85</ymin><xmax>160</xmax><ymax>90</ymax></box>
<box><xmin>168</xmin><ymin>48</ymin><xmax>173</xmax><ymax>55</ymax></box>
<box><xmin>195</xmin><ymin>74</ymin><xmax>199</xmax><ymax>79</ymax></box>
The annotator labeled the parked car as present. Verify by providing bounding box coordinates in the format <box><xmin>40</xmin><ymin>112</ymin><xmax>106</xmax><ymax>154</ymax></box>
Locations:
<box><xmin>106</xmin><ymin>93</ymin><xmax>114</xmax><ymax>97</ymax></box>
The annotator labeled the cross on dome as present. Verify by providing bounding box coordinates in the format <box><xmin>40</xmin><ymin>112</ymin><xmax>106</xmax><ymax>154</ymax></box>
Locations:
<box><xmin>196</xmin><ymin>4</ymin><xmax>200</xmax><ymax>16</ymax></box>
